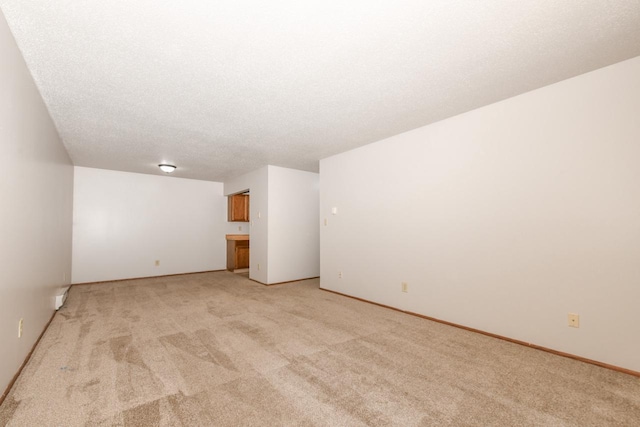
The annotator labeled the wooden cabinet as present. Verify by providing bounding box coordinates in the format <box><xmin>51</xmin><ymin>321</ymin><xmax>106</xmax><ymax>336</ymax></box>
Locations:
<box><xmin>235</xmin><ymin>244</ymin><xmax>250</xmax><ymax>269</ymax></box>
<box><xmin>226</xmin><ymin>235</ymin><xmax>250</xmax><ymax>271</ymax></box>
<box><xmin>228</xmin><ymin>194</ymin><xmax>249</xmax><ymax>222</ymax></box>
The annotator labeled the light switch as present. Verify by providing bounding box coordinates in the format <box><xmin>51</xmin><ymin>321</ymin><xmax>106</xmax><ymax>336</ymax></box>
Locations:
<box><xmin>331</xmin><ymin>207</ymin><xmax>338</xmax><ymax>215</ymax></box>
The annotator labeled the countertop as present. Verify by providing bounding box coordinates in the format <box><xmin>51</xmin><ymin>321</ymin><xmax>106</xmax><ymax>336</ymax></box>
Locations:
<box><xmin>226</xmin><ymin>234</ymin><xmax>249</xmax><ymax>241</ymax></box>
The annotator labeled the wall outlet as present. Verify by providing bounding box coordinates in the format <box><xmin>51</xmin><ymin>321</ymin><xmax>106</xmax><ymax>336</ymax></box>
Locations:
<box><xmin>155</xmin><ymin>260</ymin><xmax>160</xmax><ymax>266</ymax></box>
<box><xmin>257</xmin><ymin>263</ymin><xmax>261</xmax><ymax>271</ymax></box>
<box><xmin>238</xmin><ymin>226</ymin><xmax>242</xmax><ymax>231</ymax></box>
<box><xmin>568</xmin><ymin>313</ymin><xmax>580</xmax><ymax>328</ymax></box>
<box><xmin>324</xmin><ymin>218</ymin><xmax>328</xmax><ymax>226</ymax></box>
<box><xmin>18</xmin><ymin>318</ymin><xmax>23</xmax><ymax>338</ymax></box>
<box><xmin>401</xmin><ymin>282</ymin><xmax>408</xmax><ymax>293</ymax></box>
<box><xmin>338</xmin><ymin>271</ymin><xmax>343</xmax><ymax>279</ymax></box>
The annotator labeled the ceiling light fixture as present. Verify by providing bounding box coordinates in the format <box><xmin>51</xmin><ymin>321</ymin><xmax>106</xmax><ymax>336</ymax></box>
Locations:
<box><xmin>158</xmin><ymin>164</ymin><xmax>177</xmax><ymax>173</ymax></box>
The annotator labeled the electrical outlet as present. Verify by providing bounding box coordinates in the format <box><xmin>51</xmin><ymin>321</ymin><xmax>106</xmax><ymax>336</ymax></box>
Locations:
<box><xmin>238</xmin><ymin>226</ymin><xmax>242</xmax><ymax>231</ymax></box>
<box><xmin>568</xmin><ymin>313</ymin><xmax>580</xmax><ymax>328</ymax></box>
<box><xmin>401</xmin><ymin>282</ymin><xmax>408</xmax><ymax>293</ymax></box>
<box><xmin>18</xmin><ymin>318</ymin><xmax>23</xmax><ymax>338</ymax></box>
<box><xmin>155</xmin><ymin>260</ymin><xmax>160</xmax><ymax>266</ymax></box>
<box><xmin>338</xmin><ymin>271</ymin><xmax>343</xmax><ymax>279</ymax></box>
<box><xmin>324</xmin><ymin>218</ymin><xmax>328</xmax><ymax>226</ymax></box>
<box><xmin>257</xmin><ymin>263</ymin><xmax>261</xmax><ymax>271</ymax></box>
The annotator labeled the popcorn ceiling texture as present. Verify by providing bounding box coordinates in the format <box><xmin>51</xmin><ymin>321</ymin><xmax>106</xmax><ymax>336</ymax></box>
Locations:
<box><xmin>1</xmin><ymin>1</ymin><xmax>640</xmax><ymax>181</ymax></box>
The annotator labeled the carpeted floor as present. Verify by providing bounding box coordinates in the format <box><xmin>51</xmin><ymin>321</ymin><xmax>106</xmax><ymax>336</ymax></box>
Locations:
<box><xmin>1</xmin><ymin>271</ymin><xmax>638</xmax><ymax>426</ymax></box>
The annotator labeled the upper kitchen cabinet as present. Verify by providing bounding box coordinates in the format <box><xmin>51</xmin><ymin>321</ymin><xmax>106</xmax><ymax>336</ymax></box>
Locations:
<box><xmin>228</xmin><ymin>193</ymin><xmax>249</xmax><ymax>222</ymax></box>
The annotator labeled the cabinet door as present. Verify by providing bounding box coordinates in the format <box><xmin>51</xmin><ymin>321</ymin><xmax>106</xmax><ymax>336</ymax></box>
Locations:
<box><xmin>228</xmin><ymin>194</ymin><xmax>249</xmax><ymax>222</ymax></box>
<box><xmin>235</xmin><ymin>246</ymin><xmax>250</xmax><ymax>269</ymax></box>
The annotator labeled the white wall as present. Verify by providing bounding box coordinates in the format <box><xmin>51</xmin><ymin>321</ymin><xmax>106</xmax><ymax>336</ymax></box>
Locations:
<box><xmin>268</xmin><ymin>166</ymin><xmax>319</xmax><ymax>283</ymax></box>
<box><xmin>72</xmin><ymin>167</ymin><xmax>227</xmax><ymax>283</ymax></box>
<box><xmin>320</xmin><ymin>56</ymin><xmax>640</xmax><ymax>372</ymax></box>
<box><xmin>224</xmin><ymin>165</ymin><xmax>319</xmax><ymax>284</ymax></box>
<box><xmin>0</xmin><ymin>9</ymin><xmax>73</xmax><ymax>394</ymax></box>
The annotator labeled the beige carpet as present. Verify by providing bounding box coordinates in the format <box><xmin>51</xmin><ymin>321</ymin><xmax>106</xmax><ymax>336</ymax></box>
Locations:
<box><xmin>1</xmin><ymin>271</ymin><xmax>638</xmax><ymax>426</ymax></box>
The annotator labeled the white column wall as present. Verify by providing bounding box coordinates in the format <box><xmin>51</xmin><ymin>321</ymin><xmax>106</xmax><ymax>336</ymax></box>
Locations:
<box><xmin>267</xmin><ymin>166</ymin><xmax>319</xmax><ymax>284</ymax></box>
<box><xmin>224</xmin><ymin>166</ymin><xmax>319</xmax><ymax>285</ymax></box>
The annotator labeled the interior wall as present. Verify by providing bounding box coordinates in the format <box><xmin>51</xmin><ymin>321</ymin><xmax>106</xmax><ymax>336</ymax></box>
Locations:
<box><xmin>224</xmin><ymin>166</ymin><xmax>269</xmax><ymax>284</ymax></box>
<box><xmin>267</xmin><ymin>166</ymin><xmax>319</xmax><ymax>284</ymax></box>
<box><xmin>224</xmin><ymin>165</ymin><xmax>319</xmax><ymax>284</ymax></box>
<box><xmin>320</xmin><ymin>56</ymin><xmax>640</xmax><ymax>372</ymax></box>
<box><xmin>72</xmin><ymin>167</ymin><xmax>227</xmax><ymax>283</ymax></box>
<box><xmin>0</xmin><ymin>9</ymin><xmax>73</xmax><ymax>394</ymax></box>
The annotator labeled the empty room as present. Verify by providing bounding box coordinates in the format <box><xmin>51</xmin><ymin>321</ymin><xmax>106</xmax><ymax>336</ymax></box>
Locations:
<box><xmin>1</xmin><ymin>1</ymin><xmax>639</xmax><ymax>426</ymax></box>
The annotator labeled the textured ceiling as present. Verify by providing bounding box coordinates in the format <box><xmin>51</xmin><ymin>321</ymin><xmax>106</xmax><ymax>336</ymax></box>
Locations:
<box><xmin>2</xmin><ymin>1</ymin><xmax>640</xmax><ymax>182</ymax></box>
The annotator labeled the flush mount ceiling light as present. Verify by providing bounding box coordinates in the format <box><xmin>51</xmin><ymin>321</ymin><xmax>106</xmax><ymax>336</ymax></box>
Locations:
<box><xmin>158</xmin><ymin>164</ymin><xmax>176</xmax><ymax>173</ymax></box>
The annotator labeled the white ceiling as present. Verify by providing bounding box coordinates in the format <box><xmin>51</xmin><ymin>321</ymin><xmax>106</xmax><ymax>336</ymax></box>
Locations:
<box><xmin>2</xmin><ymin>1</ymin><xmax>640</xmax><ymax>182</ymax></box>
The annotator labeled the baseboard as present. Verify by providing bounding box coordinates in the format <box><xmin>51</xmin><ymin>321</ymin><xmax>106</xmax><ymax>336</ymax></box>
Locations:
<box><xmin>0</xmin><ymin>310</ymin><xmax>57</xmax><ymax>407</ymax></box>
<box><xmin>320</xmin><ymin>287</ymin><xmax>640</xmax><ymax>379</ymax></box>
<box><xmin>251</xmin><ymin>276</ymin><xmax>320</xmax><ymax>286</ymax></box>
<box><xmin>71</xmin><ymin>269</ymin><xmax>227</xmax><ymax>286</ymax></box>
